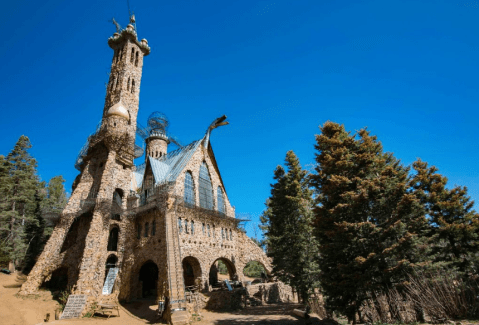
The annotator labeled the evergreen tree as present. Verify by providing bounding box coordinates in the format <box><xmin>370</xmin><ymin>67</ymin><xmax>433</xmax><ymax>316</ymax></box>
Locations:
<box><xmin>311</xmin><ymin>122</ymin><xmax>428</xmax><ymax>321</ymax></box>
<box><xmin>410</xmin><ymin>160</ymin><xmax>479</xmax><ymax>274</ymax></box>
<box><xmin>261</xmin><ymin>151</ymin><xmax>320</xmax><ymax>309</ymax></box>
<box><xmin>42</xmin><ymin>175</ymin><xmax>67</xmax><ymax>236</ymax></box>
<box><xmin>0</xmin><ymin>136</ymin><xmax>40</xmax><ymax>270</ymax></box>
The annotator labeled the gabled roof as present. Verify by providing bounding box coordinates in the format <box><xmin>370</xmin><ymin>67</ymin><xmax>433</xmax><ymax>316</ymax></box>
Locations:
<box><xmin>149</xmin><ymin>140</ymin><xmax>202</xmax><ymax>185</ymax></box>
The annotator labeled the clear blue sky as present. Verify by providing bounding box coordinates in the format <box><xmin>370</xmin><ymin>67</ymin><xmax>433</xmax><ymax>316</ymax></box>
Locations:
<box><xmin>1</xmin><ymin>0</ymin><xmax>478</xmax><ymax>235</ymax></box>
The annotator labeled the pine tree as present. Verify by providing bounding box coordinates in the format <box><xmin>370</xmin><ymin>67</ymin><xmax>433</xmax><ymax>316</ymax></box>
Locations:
<box><xmin>410</xmin><ymin>160</ymin><xmax>479</xmax><ymax>274</ymax></box>
<box><xmin>0</xmin><ymin>136</ymin><xmax>40</xmax><ymax>270</ymax></box>
<box><xmin>42</xmin><ymin>175</ymin><xmax>67</xmax><ymax>236</ymax></box>
<box><xmin>261</xmin><ymin>151</ymin><xmax>320</xmax><ymax>309</ymax></box>
<box><xmin>311</xmin><ymin>122</ymin><xmax>428</xmax><ymax>321</ymax></box>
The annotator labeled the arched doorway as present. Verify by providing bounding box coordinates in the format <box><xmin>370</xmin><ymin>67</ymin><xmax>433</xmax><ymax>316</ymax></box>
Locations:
<box><xmin>208</xmin><ymin>258</ymin><xmax>236</xmax><ymax>288</ymax></box>
<box><xmin>104</xmin><ymin>254</ymin><xmax>118</xmax><ymax>284</ymax></box>
<box><xmin>139</xmin><ymin>261</ymin><xmax>158</xmax><ymax>298</ymax></box>
<box><xmin>182</xmin><ymin>256</ymin><xmax>202</xmax><ymax>289</ymax></box>
<box><xmin>43</xmin><ymin>267</ymin><xmax>69</xmax><ymax>291</ymax></box>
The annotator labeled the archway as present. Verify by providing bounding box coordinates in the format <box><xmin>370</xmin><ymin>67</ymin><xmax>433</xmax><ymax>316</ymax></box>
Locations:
<box><xmin>104</xmin><ymin>254</ymin><xmax>118</xmax><ymax>284</ymax></box>
<box><xmin>42</xmin><ymin>267</ymin><xmax>68</xmax><ymax>292</ymax></box>
<box><xmin>243</xmin><ymin>261</ymin><xmax>268</xmax><ymax>283</ymax></box>
<box><xmin>208</xmin><ymin>258</ymin><xmax>236</xmax><ymax>288</ymax></box>
<box><xmin>182</xmin><ymin>256</ymin><xmax>202</xmax><ymax>289</ymax></box>
<box><xmin>139</xmin><ymin>261</ymin><xmax>158</xmax><ymax>298</ymax></box>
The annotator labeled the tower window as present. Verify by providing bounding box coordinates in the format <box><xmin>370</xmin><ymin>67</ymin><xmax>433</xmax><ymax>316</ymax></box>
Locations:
<box><xmin>213</xmin><ymin>225</ymin><xmax>216</xmax><ymax>238</ymax></box>
<box><xmin>230</xmin><ymin>229</ymin><xmax>232</xmax><ymax>240</ymax></box>
<box><xmin>131</xmin><ymin>79</ymin><xmax>135</xmax><ymax>93</ymax></box>
<box><xmin>130</xmin><ymin>48</ymin><xmax>135</xmax><ymax>63</ymax></box>
<box><xmin>221</xmin><ymin>228</ymin><xmax>224</xmax><ymax>239</ymax></box>
<box><xmin>120</xmin><ymin>47</ymin><xmax>124</xmax><ymax>61</ymax></box>
<box><xmin>137</xmin><ymin>224</ymin><xmax>142</xmax><ymax>239</ymax></box>
<box><xmin>144</xmin><ymin>222</ymin><xmax>149</xmax><ymax>237</ymax></box>
<box><xmin>135</xmin><ymin>51</ymin><xmax>139</xmax><ymax>67</ymax></box>
<box><xmin>185</xmin><ymin>219</ymin><xmax>189</xmax><ymax>234</ymax></box>
<box><xmin>127</xmin><ymin>77</ymin><xmax>131</xmax><ymax>91</ymax></box>
<box><xmin>184</xmin><ymin>171</ymin><xmax>195</xmax><ymax>206</ymax></box>
<box><xmin>152</xmin><ymin>220</ymin><xmax>156</xmax><ymax>236</ymax></box>
<box><xmin>191</xmin><ymin>221</ymin><xmax>195</xmax><ymax>235</ymax></box>
<box><xmin>207</xmin><ymin>224</ymin><xmax>210</xmax><ymax>237</ymax></box>
<box><xmin>107</xmin><ymin>227</ymin><xmax>119</xmax><ymax>251</ymax></box>
<box><xmin>202</xmin><ymin>223</ymin><xmax>205</xmax><ymax>234</ymax></box>
<box><xmin>178</xmin><ymin>218</ymin><xmax>183</xmax><ymax>233</ymax></box>
<box><xmin>217</xmin><ymin>186</ymin><xmax>225</xmax><ymax>214</ymax></box>
<box><xmin>199</xmin><ymin>162</ymin><xmax>213</xmax><ymax>210</ymax></box>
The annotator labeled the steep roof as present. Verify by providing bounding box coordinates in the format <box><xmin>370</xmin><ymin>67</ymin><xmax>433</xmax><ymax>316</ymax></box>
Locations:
<box><xmin>149</xmin><ymin>140</ymin><xmax>202</xmax><ymax>185</ymax></box>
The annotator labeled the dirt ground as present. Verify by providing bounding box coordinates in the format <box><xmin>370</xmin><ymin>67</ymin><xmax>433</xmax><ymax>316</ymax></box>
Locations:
<box><xmin>0</xmin><ymin>272</ymin><xmax>324</xmax><ymax>325</ymax></box>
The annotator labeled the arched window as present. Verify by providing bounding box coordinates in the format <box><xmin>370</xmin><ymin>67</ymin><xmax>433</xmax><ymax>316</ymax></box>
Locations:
<box><xmin>229</xmin><ymin>229</ymin><xmax>232</xmax><ymax>240</ymax></box>
<box><xmin>144</xmin><ymin>222</ymin><xmax>149</xmax><ymax>237</ymax></box>
<box><xmin>131</xmin><ymin>79</ymin><xmax>135</xmax><ymax>93</ymax></box>
<box><xmin>152</xmin><ymin>220</ymin><xmax>156</xmax><ymax>236</ymax></box>
<box><xmin>185</xmin><ymin>219</ymin><xmax>189</xmax><ymax>234</ymax></box>
<box><xmin>207</xmin><ymin>224</ymin><xmax>210</xmax><ymax>237</ymax></box>
<box><xmin>130</xmin><ymin>48</ymin><xmax>135</xmax><ymax>63</ymax></box>
<box><xmin>135</xmin><ymin>51</ymin><xmax>139</xmax><ymax>67</ymax></box>
<box><xmin>127</xmin><ymin>77</ymin><xmax>131</xmax><ymax>91</ymax></box>
<box><xmin>221</xmin><ymin>228</ymin><xmax>224</xmax><ymax>239</ymax></box>
<box><xmin>107</xmin><ymin>227</ymin><xmax>119</xmax><ymax>251</ymax></box>
<box><xmin>184</xmin><ymin>171</ymin><xmax>195</xmax><ymax>206</ymax></box>
<box><xmin>199</xmin><ymin>162</ymin><xmax>213</xmax><ymax>210</ymax></box>
<box><xmin>217</xmin><ymin>186</ymin><xmax>225</xmax><ymax>214</ymax></box>
<box><xmin>191</xmin><ymin>221</ymin><xmax>195</xmax><ymax>235</ymax></box>
<box><xmin>137</xmin><ymin>224</ymin><xmax>142</xmax><ymax>239</ymax></box>
<box><xmin>202</xmin><ymin>223</ymin><xmax>205</xmax><ymax>234</ymax></box>
<box><xmin>178</xmin><ymin>218</ymin><xmax>183</xmax><ymax>233</ymax></box>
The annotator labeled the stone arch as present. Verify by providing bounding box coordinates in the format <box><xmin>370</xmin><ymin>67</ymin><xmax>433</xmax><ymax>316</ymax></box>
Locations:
<box><xmin>242</xmin><ymin>260</ymin><xmax>270</xmax><ymax>282</ymax></box>
<box><xmin>42</xmin><ymin>266</ymin><xmax>69</xmax><ymax>292</ymax></box>
<box><xmin>139</xmin><ymin>260</ymin><xmax>159</xmax><ymax>299</ymax></box>
<box><xmin>208</xmin><ymin>257</ymin><xmax>236</xmax><ymax>288</ymax></box>
<box><xmin>60</xmin><ymin>211</ymin><xmax>93</xmax><ymax>253</ymax></box>
<box><xmin>182</xmin><ymin>256</ymin><xmax>202</xmax><ymax>289</ymax></box>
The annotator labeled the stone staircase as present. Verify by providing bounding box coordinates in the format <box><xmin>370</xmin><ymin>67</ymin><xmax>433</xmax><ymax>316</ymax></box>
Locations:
<box><xmin>165</xmin><ymin>211</ymin><xmax>189</xmax><ymax>324</ymax></box>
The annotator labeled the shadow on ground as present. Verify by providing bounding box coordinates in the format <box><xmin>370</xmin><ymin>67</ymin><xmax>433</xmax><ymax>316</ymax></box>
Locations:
<box><xmin>121</xmin><ymin>299</ymin><xmax>163</xmax><ymax>324</ymax></box>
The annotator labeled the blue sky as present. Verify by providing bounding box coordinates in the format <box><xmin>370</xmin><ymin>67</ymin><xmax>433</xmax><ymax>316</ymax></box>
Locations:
<box><xmin>1</xmin><ymin>0</ymin><xmax>478</xmax><ymax>236</ymax></box>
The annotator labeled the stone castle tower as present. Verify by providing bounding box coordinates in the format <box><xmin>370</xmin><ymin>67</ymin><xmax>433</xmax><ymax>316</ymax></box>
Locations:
<box><xmin>20</xmin><ymin>16</ymin><xmax>283</xmax><ymax>324</ymax></box>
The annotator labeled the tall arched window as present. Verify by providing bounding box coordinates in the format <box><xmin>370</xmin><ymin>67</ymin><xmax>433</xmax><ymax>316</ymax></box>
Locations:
<box><xmin>199</xmin><ymin>162</ymin><xmax>213</xmax><ymax>210</ymax></box>
<box><xmin>217</xmin><ymin>186</ymin><xmax>225</xmax><ymax>214</ymax></box>
<box><xmin>107</xmin><ymin>227</ymin><xmax>119</xmax><ymax>251</ymax></box>
<box><xmin>130</xmin><ymin>48</ymin><xmax>135</xmax><ymax>63</ymax></box>
<box><xmin>229</xmin><ymin>229</ymin><xmax>232</xmax><ymax>240</ymax></box>
<box><xmin>184</xmin><ymin>171</ymin><xmax>195</xmax><ymax>206</ymax></box>
<box><xmin>191</xmin><ymin>221</ymin><xmax>195</xmax><ymax>235</ymax></box>
<box><xmin>185</xmin><ymin>219</ymin><xmax>189</xmax><ymax>234</ymax></box>
<box><xmin>135</xmin><ymin>51</ymin><xmax>139</xmax><ymax>67</ymax></box>
<box><xmin>207</xmin><ymin>224</ymin><xmax>210</xmax><ymax>237</ymax></box>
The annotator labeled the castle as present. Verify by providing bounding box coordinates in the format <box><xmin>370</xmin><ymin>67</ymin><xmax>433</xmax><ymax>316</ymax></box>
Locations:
<box><xmin>19</xmin><ymin>16</ymin><xmax>273</xmax><ymax>324</ymax></box>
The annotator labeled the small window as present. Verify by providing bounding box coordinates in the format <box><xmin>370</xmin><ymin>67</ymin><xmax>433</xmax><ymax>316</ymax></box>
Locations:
<box><xmin>144</xmin><ymin>222</ymin><xmax>149</xmax><ymax>237</ymax></box>
<box><xmin>137</xmin><ymin>224</ymin><xmax>142</xmax><ymax>239</ymax></box>
<box><xmin>229</xmin><ymin>229</ymin><xmax>232</xmax><ymax>240</ymax></box>
<box><xmin>191</xmin><ymin>221</ymin><xmax>195</xmax><ymax>235</ymax></box>
<box><xmin>130</xmin><ymin>48</ymin><xmax>135</xmax><ymax>63</ymax></box>
<box><xmin>202</xmin><ymin>223</ymin><xmax>205</xmax><ymax>234</ymax></box>
<box><xmin>207</xmin><ymin>224</ymin><xmax>210</xmax><ymax>237</ymax></box>
<box><xmin>111</xmin><ymin>214</ymin><xmax>121</xmax><ymax>221</ymax></box>
<box><xmin>221</xmin><ymin>228</ymin><xmax>224</xmax><ymax>239</ymax></box>
<box><xmin>131</xmin><ymin>79</ymin><xmax>135</xmax><ymax>93</ymax></box>
<box><xmin>213</xmin><ymin>225</ymin><xmax>216</xmax><ymax>238</ymax></box>
<box><xmin>152</xmin><ymin>220</ymin><xmax>156</xmax><ymax>236</ymax></box>
<box><xmin>135</xmin><ymin>51</ymin><xmax>139</xmax><ymax>67</ymax></box>
<box><xmin>178</xmin><ymin>218</ymin><xmax>183</xmax><ymax>233</ymax></box>
<box><xmin>185</xmin><ymin>219</ymin><xmax>189</xmax><ymax>234</ymax></box>
<box><xmin>127</xmin><ymin>77</ymin><xmax>130</xmax><ymax>91</ymax></box>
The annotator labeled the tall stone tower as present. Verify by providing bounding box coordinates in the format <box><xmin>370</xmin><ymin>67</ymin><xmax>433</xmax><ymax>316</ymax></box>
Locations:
<box><xmin>20</xmin><ymin>17</ymin><xmax>150</xmax><ymax>299</ymax></box>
